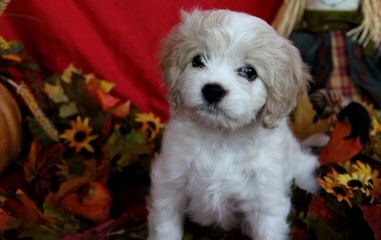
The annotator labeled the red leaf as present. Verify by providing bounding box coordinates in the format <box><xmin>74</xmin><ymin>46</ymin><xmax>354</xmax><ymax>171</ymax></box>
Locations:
<box><xmin>308</xmin><ymin>195</ymin><xmax>333</xmax><ymax>222</ymax></box>
<box><xmin>59</xmin><ymin>219</ymin><xmax>115</xmax><ymax>240</ymax></box>
<box><xmin>3</xmin><ymin>189</ymin><xmax>51</xmax><ymax>225</ymax></box>
<box><xmin>292</xmin><ymin>229</ymin><xmax>310</xmax><ymax>240</ymax></box>
<box><xmin>86</xmin><ymin>80</ymin><xmax>120</xmax><ymax>111</ymax></box>
<box><xmin>319</xmin><ymin>121</ymin><xmax>363</xmax><ymax>165</ymax></box>
<box><xmin>95</xmin><ymin>90</ymin><xmax>120</xmax><ymax>111</ymax></box>
<box><xmin>361</xmin><ymin>205</ymin><xmax>381</xmax><ymax>240</ymax></box>
<box><xmin>0</xmin><ymin>208</ymin><xmax>21</xmax><ymax>231</ymax></box>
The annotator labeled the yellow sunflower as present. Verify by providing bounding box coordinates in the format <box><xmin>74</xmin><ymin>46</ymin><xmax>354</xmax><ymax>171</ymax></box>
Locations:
<box><xmin>362</xmin><ymin>101</ymin><xmax>381</xmax><ymax>137</ymax></box>
<box><xmin>371</xmin><ymin>117</ymin><xmax>381</xmax><ymax>137</ymax></box>
<box><xmin>352</xmin><ymin>161</ymin><xmax>373</xmax><ymax>176</ymax></box>
<box><xmin>370</xmin><ymin>173</ymin><xmax>381</xmax><ymax>203</ymax></box>
<box><xmin>320</xmin><ymin>170</ymin><xmax>353</xmax><ymax>207</ymax></box>
<box><xmin>60</xmin><ymin>116</ymin><xmax>98</xmax><ymax>153</ymax></box>
<box><xmin>135</xmin><ymin>112</ymin><xmax>164</xmax><ymax>141</ymax></box>
<box><xmin>337</xmin><ymin>172</ymin><xmax>372</xmax><ymax>196</ymax></box>
<box><xmin>351</xmin><ymin>161</ymin><xmax>381</xmax><ymax>203</ymax></box>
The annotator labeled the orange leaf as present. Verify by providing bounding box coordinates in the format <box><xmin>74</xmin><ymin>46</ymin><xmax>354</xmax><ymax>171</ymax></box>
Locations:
<box><xmin>86</xmin><ymin>79</ymin><xmax>120</xmax><ymax>111</ymax></box>
<box><xmin>319</xmin><ymin>121</ymin><xmax>363</xmax><ymax>165</ymax></box>
<box><xmin>2</xmin><ymin>54</ymin><xmax>22</xmax><ymax>63</ymax></box>
<box><xmin>3</xmin><ymin>189</ymin><xmax>50</xmax><ymax>224</ymax></box>
<box><xmin>57</xmin><ymin>176</ymin><xmax>90</xmax><ymax>199</ymax></box>
<box><xmin>95</xmin><ymin>90</ymin><xmax>120</xmax><ymax>111</ymax></box>
<box><xmin>108</xmin><ymin>100</ymin><xmax>131</xmax><ymax>119</ymax></box>
<box><xmin>0</xmin><ymin>208</ymin><xmax>21</xmax><ymax>231</ymax></box>
<box><xmin>23</xmin><ymin>139</ymin><xmax>40</xmax><ymax>182</ymax></box>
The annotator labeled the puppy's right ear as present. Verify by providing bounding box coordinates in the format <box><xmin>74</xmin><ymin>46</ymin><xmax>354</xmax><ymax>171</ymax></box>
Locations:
<box><xmin>161</xmin><ymin>27</ymin><xmax>183</xmax><ymax>110</ymax></box>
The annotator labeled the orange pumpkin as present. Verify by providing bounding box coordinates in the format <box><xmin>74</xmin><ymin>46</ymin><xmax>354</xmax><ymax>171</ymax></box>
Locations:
<box><xmin>0</xmin><ymin>83</ymin><xmax>22</xmax><ymax>173</ymax></box>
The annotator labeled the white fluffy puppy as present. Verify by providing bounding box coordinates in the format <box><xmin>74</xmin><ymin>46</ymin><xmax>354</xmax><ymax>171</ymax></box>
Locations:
<box><xmin>148</xmin><ymin>9</ymin><xmax>319</xmax><ymax>240</ymax></box>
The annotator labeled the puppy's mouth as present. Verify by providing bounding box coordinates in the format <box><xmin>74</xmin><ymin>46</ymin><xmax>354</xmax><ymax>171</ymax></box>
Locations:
<box><xmin>194</xmin><ymin>103</ymin><xmax>232</xmax><ymax>121</ymax></box>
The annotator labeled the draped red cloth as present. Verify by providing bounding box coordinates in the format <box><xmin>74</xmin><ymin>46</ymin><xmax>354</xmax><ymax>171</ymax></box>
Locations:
<box><xmin>0</xmin><ymin>0</ymin><xmax>281</xmax><ymax>120</ymax></box>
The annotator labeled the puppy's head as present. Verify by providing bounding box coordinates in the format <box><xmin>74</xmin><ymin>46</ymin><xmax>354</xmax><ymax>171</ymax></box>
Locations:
<box><xmin>162</xmin><ymin>9</ymin><xmax>310</xmax><ymax>129</ymax></box>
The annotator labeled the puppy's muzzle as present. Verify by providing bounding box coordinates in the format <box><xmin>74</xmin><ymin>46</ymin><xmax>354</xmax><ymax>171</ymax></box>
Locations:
<box><xmin>202</xmin><ymin>83</ymin><xmax>227</xmax><ymax>104</ymax></box>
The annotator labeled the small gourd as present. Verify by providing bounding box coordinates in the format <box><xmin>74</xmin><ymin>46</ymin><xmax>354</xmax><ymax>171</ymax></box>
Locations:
<box><xmin>0</xmin><ymin>82</ymin><xmax>22</xmax><ymax>173</ymax></box>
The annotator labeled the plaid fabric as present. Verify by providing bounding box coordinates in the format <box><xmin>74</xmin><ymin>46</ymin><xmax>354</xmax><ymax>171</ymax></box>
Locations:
<box><xmin>328</xmin><ymin>31</ymin><xmax>361</xmax><ymax>101</ymax></box>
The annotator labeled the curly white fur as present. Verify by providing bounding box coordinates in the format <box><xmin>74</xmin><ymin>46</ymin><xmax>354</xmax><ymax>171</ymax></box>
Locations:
<box><xmin>148</xmin><ymin>9</ymin><xmax>319</xmax><ymax>240</ymax></box>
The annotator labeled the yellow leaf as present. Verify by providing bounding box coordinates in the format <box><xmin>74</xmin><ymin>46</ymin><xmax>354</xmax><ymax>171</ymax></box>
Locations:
<box><xmin>99</xmin><ymin>80</ymin><xmax>115</xmax><ymax>93</ymax></box>
<box><xmin>43</xmin><ymin>83</ymin><xmax>69</xmax><ymax>103</ymax></box>
<box><xmin>62</xmin><ymin>63</ymin><xmax>81</xmax><ymax>84</ymax></box>
<box><xmin>59</xmin><ymin>102</ymin><xmax>78</xmax><ymax>118</ymax></box>
<box><xmin>0</xmin><ymin>36</ymin><xmax>10</xmax><ymax>50</ymax></box>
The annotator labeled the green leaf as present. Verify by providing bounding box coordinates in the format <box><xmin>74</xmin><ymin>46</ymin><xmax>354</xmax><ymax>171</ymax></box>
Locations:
<box><xmin>61</xmin><ymin>73</ymin><xmax>100</xmax><ymax>117</ymax></box>
<box><xmin>16</xmin><ymin>222</ymin><xmax>63</xmax><ymax>240</ymax></box>
<box><xmin>105</xmin><ymin>129</ymin><xmax>152</xmax><ymax>170</ymax></box>
<box><xmin>305</xmin><ymin>215</ymin><xmax>344</xmax><ymax>240</ymax></box>
<box><xmin>0</xmin><ymin>40</ymin><xmax>24</xmax><ymax>55</ymax></box>
<box><xmin>59</xmin><ymin>101</ymin><xmax>79</xmax><ymax>118</ymax></box>
<box><xmin>43</xmin><ymin>198</ymin><xmax>80</xmax><ymax>234</ymax></box>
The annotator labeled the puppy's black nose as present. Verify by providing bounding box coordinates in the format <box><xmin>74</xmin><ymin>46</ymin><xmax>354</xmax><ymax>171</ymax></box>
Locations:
<box><xmin>202</xmin><ymin>83</ymin><xmax>227</xmax><ymax>104</ymax></box>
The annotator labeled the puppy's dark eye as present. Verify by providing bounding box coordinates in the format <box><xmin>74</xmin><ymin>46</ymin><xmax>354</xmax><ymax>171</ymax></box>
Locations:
<box><xmin>192</xmin><ymin>55</ymin><xmax>206</xmax><ymax>68</ymax></box>
<box><xmin>238</xmin><ymin>65</ymin><xmax>257</xmax><ymax>82</ymax></box>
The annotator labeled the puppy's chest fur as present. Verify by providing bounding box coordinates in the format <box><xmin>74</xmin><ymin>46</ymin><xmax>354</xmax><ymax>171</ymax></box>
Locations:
<box><xmin>172</xmin><ymin>121</ymin><xmax>286</xmax><ymax>229</ymax></box>
<box><xmin>185</xmin><ymin>139</ymin><xmax>253</xmax><ymax>228</ymax></box>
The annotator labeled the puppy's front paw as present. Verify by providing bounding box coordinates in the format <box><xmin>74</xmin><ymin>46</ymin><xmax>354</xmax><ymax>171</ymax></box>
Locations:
<box><xmin>295</xmin><ymin>155</ymin><xmax>320</xmax><ymax>193</ymax></box>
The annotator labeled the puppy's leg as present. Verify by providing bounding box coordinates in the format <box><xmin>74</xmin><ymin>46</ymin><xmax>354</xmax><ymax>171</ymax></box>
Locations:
<box><xmin>148</xmin><ymin>157</ymin><xmax>186</xmax><ymax>240</ymax></box>
<box><xmin>294</xmin><ymin>149</ymin><xmax>319</xmax><ymax>193</ymax></box>
<box><xmin>245</xmin><ymin>192</ymin><xmax>291</xmax><ymax>240</ymax></box>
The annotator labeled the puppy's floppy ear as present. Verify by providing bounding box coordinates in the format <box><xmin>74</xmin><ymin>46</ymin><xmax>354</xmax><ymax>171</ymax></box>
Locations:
<box><xmin>162</xmin><ymin>9</ymin><xmax>204</xmax><ymax>110</ymax></box>
<box><xmin>161</xmin><ymin>28</ymin><xmax>183</xmax><ymax>110</ymax></box>
<box><xmin>261</xmin><ymin>39</ymin><xmax>310</xmax><ymax>128</ymax></box>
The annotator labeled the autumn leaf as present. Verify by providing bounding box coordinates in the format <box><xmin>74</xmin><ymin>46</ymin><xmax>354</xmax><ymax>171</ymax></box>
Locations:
<box><xmin>307</xmin><ymin>195</ymin><xmax>333</xmax><ymax>222</ymax></box>
<box><xmin>61</xmin><ymin>63</ymin><xmax>81</xmax><ymax>84</ymax></box>
<box><xmin>59</xmin><ymin>101</ymin><xmax>79</xmax><ymax>118</ymax></box>
<box><xmin>2</xmin><ymin>189</ymin><xmax>55</xmax><ymax>225</ymax></box>
<box><xmin>83</xmin><ymin>159</ymin><xmax>111</xmax><ymax>184</ymax></box>
<box><xmin>43</xmin><ymin>82</ymin><xmax>69</xmax><ymax>103</ymax></box>
<box><xmin>84</xmin><ymin>73</ymin><xmax>115</xmax><ymax>93</ymax></box>
<box><xmin>319</xmin><ymin>120</ymin><xmax>364</xmax><ymax>165</ymax></box>
<box><xmin>43</xmin><ymin>192</ymin><xmax>80</xmax><ymax>234</ymax></box>
<box><xmin>2</xmin><ymin>54</ymin><xmax>22</xmax><ymax>63</ymax></box>
<box><xmin>361</xmin><ymin>205</ymin><xmax>381</xmax><ymax>240</ymax></box>
<box><xmin>0</xmin><ymin>208</ymin><xmax>21</xmax><ymax>231</ymax></box>
<box><xmin>61</xmin><ymin>73</ymin><xmax>100</xmax><ymax>116</ymax></box>
<box><xmin>108</xmin><ymin>100</ymin><xmax>131</xmax><ymax>119</ymax></box>
<box><xmin>105</xmin><ymin>128</ymin><xmax>152</xmax><ymax>170</ymax></box>
<box><xmin>60</xmin><ymin>219</ymin><xmax>115</xmax><ymax>240</ymax></box>
<box><xmin>16</xmin><ymin>222</ymin><xmax>63</xmax><ymax>240</ymax></box>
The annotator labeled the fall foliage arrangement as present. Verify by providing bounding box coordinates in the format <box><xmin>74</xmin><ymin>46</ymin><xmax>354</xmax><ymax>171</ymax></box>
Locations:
<box><xmin>1</xmin><ymin>28</ymin><xmax>381</xmax><ymax>240</ymax></box>
<box><xmin>0</xmin><ymin>37</ymin><xmax>164</xmax><ymax>239</ymax></box>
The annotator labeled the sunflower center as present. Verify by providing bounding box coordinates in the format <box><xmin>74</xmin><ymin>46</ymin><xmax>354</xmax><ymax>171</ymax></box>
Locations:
<box><xmin>147</xmin><ymin>121</ymin><xmax>156</xmax><ymax>130</ymax></box>
<box><xmin>348</xmin><ymin>179</ymin><xmax>363</xmax><ymax>189</ymax></box>
<box><xmin>333</xmin><ymin>186</ymin><xmax>347</xmax><ymax>196</ymax></box>
<box><xmin>74</xmin><ymin>131</ymin><xmax>87</xmax><ymax>142</ymax></box>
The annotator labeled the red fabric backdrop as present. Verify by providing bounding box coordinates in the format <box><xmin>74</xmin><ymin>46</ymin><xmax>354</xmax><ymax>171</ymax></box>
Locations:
<box><xmin>0</xmin><ymin>0</ymin><xmax>281</xmax><ymax>120</ymax></box>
